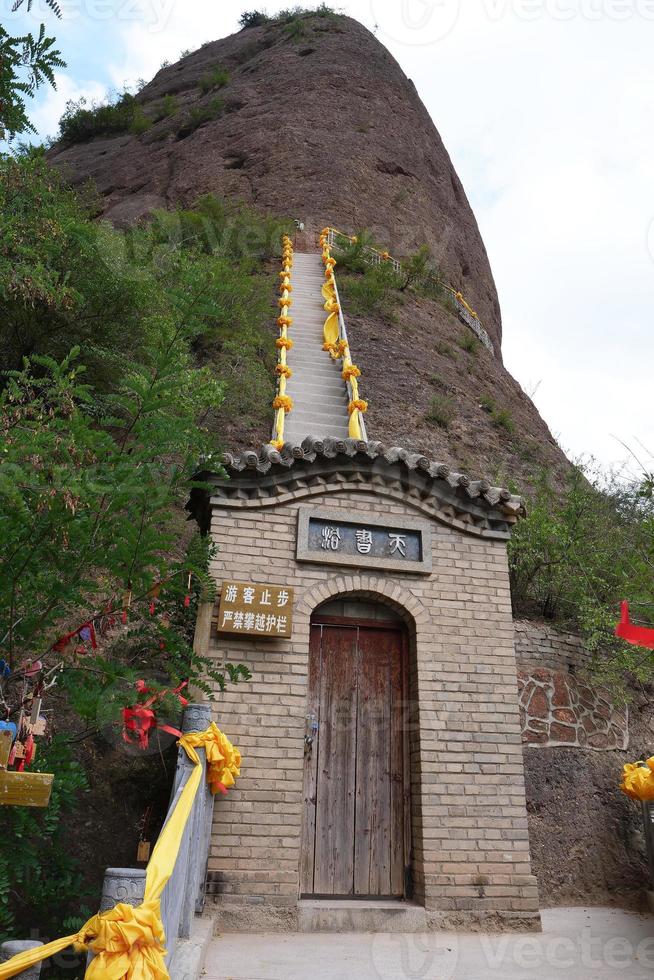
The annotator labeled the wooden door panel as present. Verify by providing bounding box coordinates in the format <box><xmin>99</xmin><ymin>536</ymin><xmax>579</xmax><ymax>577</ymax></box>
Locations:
<box><xmin>299</xmin><ymin>625</ymin><xmax>322</xmax><ymax>894</ymax></box>
<box><xmin>302</xmin><ymin>620</ymin><xmax>408</xmax><ymax>899</ymax></box>
<box><xmin>389</xmin><ymin>635</ymin><xmax>407</xmax><ymax>897</ymax></box>
<box><xmin>355</xmin><ymin>633</ymin><xmax>391</xmax><ymax>895</ymax></box>
<box><xmin>313</xmin><ymin>625</ymin><xmax>358</xmax><ymax>895</ymax></box>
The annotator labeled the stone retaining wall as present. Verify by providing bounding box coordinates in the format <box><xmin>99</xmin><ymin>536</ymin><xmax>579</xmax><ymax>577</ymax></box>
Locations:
<box><xmin>514</xmin><ymin>621</ymin><xmax>628</xmax><ymax>750</ymax></box>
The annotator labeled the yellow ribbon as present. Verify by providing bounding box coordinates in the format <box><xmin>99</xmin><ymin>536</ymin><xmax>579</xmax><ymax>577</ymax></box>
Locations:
<box><xmin>621</xmin><ymin>758</ymin><xmax>654</xmax><ymax>801</ymax></box>
<box><xmin>0</xmin><ymin>725</ymin><xmax>240</xmax><ymax>980</ymax></box>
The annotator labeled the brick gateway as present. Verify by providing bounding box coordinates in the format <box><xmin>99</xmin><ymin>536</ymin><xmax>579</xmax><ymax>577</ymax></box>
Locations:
<box><xmin>189</xmin><ymin>438</ymin><xmax>541</xmax><ymax>930</ymax></box>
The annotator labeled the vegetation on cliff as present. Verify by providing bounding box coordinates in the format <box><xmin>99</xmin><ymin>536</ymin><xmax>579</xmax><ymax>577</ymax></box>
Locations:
<box><xmin>0</xmin><ymin>152</ymin><xmax>289</xmax><ymax>949</ymax></box>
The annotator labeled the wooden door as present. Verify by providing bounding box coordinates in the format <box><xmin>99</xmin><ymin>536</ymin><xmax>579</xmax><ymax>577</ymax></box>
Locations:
<box><xmin>301</xmin><ymin>620</ymin><xmax>408</xmax><ymax>898</ymax></box>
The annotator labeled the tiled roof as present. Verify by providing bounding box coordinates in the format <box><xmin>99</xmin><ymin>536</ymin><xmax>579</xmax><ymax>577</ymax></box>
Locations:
<box><xmin>191</xmin><ymin>437</ymin><xmax>523</xmax><ymax>541</ymax></box>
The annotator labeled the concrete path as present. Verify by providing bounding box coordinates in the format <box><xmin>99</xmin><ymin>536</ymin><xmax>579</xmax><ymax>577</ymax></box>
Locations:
<box><xmin>283</xmin><ymin>251</ymin><xmax>351</xmax><ymax>444</ymax></box>
<box><xmin>204</xmin><ymin>908</ymin><xmax>654</xmax><ymax>979</ymax></box>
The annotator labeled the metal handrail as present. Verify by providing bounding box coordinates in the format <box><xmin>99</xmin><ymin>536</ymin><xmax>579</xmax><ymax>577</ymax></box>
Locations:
<box><xmin>325</xmin><ymin>226</ymin><xmax>495</xmax><ymax>356</ymax></box>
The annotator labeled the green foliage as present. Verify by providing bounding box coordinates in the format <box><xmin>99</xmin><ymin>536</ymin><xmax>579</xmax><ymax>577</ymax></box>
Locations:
<box><xmin>199</xmin><ymin>65</ymin><xmax>230</xmax><ymax>94</ymax></box>
<box><xmin>479</xmin><ymin>394</ymin><xmax>515</xmax><ymax>432</ymax></box>
<box><xmin>275</xmin><ymin>4</ymin><xmax>336</xmax><ymax>22</ymax></box>
<box><xmin>340</xmin><ymin>263</ymin><xmax>400</xmax><ymax>318</ymax></box>
<box><xmin>332</xmin><ymin>229</ymin><xmax>378</xmax><ymax>274</ymax></box>
<box><xmin>153</xmin><ymin>94</ymin><xmax>178</xmax><ymax>121</ymax></box>
<box><xmin>0</xmin><ymin>22</ymin><xmax>64</xmax><ymax>139</ymax></box>
<box><xmin>457</xmin><ymin>331</ymin><xmax>480</xmax><ymax>355</ymax></box>
<box><xmin>0</xmin><ymin>156</ymin><xmax>286</xmax><ymax>952</ymax></box>
<box><xmin>493</xmin><ymin>407</ymin><xmax>515</xmax><ymax>432</ymax></box>
<box><xmin>427</xmin><ymin>394</ymin><xmax>455</xmax><ymax>429</ymax></box>
<box><xmin>509</xmin><ymin>462</ymin><xmax>654</xmax><ymax>687</ymax></box>
<box><xmin>58</xmin><ymin>92</ymin><xmax>151</xmax><ymax>143</ymax></box>
<box><xmin>239</xmin><ymin>10</ymin><xmax>271</xmax><ymax>28</ymax></box>
<box><xmin>285</xmin><ymin>17</ymin><xmax>307</xmax><ymax>39</ymax></box>
<box><xmin>399</xmin><ymin>245</ymin><xmax>433</xmax><ymax>292</ymax></box>
<box><xmin>0</xmin><ymin>156</ymin><xmax>153</xmax><ymax>386</ymax></box>
<box><xmin>176</xmin><ymin>98</ymin><xmax>224</xmax><ymax>138</ymax></box>
<box><xmin>1</xmin><ymin>156</ymin><xmax>286</xmax><ymax>434</ymax></box>
<box><xmin>12</xmin><ymin>0</ymin><xmax>61</xmax><ymax>12</ymax></box>
<box><xmin>0</xmin><ymin>738</ymin><xmax>88</xmax><ymax>941</ymax></box>
<box><xmin>0</xmin><ymin>341</ymin><xmax>222</xmax><ymax>671</ymax></box>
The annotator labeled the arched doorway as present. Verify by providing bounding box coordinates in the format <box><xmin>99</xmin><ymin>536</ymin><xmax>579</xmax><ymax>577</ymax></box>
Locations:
<box><xmin>300</xmin><ymin>599</ymin><xmax>411</xmax><ymax>899</ymax></box>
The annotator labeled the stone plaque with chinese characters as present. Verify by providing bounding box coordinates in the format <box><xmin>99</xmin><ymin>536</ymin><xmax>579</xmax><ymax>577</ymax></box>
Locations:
<box><xmin>296</xmin><ymin>507</ymin><xmax>432</xmax><ymax>574</ymax></box>
<box><xmin>217</xmin><ymin>581</ymin><xmax>294</xmax><ymax>638</ymax></box>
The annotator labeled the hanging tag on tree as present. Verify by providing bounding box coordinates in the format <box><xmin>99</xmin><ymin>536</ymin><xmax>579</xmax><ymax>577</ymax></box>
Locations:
<box><xmin>30</xmin><ymin>698</ymin><xmax>42</xmax><ymax>726</ymax></box>
<box><xmin>137</xmin><ymin>840</ymin><xmax>151</xmax><ymax>862</ymax></box>
<box><xmin>184</xmin><ymin>572</ymin><xmax>192</xmax><ymax>608</ymax></box>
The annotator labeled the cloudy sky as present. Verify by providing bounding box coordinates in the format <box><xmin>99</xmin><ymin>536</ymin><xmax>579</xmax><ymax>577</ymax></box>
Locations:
<box><xmin>8</xmin><ymin>0</ymin><xmax>654</xmax><ymax>472</ymax></box>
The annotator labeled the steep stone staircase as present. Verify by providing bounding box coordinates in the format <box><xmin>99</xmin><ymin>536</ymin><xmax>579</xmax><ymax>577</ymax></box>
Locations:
<box><xmin>283</xmin><ymin>252</ymin><xmax>351</xmax><ymax>444</ymax></box>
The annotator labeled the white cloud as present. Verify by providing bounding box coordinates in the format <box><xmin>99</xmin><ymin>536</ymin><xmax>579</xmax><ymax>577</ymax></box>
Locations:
<box><xmin>30</xmin><ymin>71</ymin><xmax>109</xmax><ymax>142</ymax></box>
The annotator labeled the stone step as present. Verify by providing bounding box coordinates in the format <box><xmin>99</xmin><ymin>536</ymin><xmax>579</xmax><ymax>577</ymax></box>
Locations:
<box><xmin>297</xmin><ymin>900</ymin><xmax>429</xmax><ymax>934</ymax></box>
<box><xmin>287</xmin><ymin>413</ymin><xmax>349</xmax><ymax>428</ymax></box>
<box><xmin>287</xmin><ymin>393</ymin><xmax>348</xmax><ymax>409</ymax></box>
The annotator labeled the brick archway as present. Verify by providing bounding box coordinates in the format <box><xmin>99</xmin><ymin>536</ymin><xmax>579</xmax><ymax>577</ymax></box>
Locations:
<box><xmin>295</xmin><ymin>573</ymin><xmax>429</xmax><ymax>905</ymax></box>
<box><xmin>295</xmin><ymin>573</ymin><xmax>430</xmax><ymax>634</ymax></box>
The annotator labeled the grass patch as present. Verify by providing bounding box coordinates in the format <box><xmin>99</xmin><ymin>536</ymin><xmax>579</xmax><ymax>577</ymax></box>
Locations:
<box><xmin>456</xmin><ymin>331</ymin><xmax>480</xmax><ymax>355</ymax></box>
<box><xmin>153</xmin><ymin>94</ymin><xmax>178</xmax><ymax>121</ymax></box>
<box><xmin>199</xmin><ymin>65</ymin><xmax>230</xmax><ymax>93</ymax></box>
<box><xmin>480</xmin><ymin>395</ymin><xmax>515</xmax><ymax>433</ymax></box>
<box><xmin>58</xmin><ymin>93</ymin><xmax>151</xmax><ymax>143</ymax></box>
<box><xmin>427</xmin><ymin>394</ymin><xmax>455</xmax><ymax>429</ymax></box>
<box><xmin>434</xmin><ymin>339</ymin><xmax>455</xmax><ymax>359</ymax></box>
<box><xmin>339</xmin><ymin>264</ymin><xmax>401</xmax><ymax>317</ymax></box>
<box><xmin>176</xmin><ymin>98</ymin><xmax>224</xmax><ymax>139</ymax></box>
<box><xmin>240</xmin><ymin>5</ymin><xmax>337</xmax><ymax>30</ymax></box>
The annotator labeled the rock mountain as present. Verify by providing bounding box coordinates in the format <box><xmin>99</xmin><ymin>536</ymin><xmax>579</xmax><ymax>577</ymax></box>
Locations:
<box><xmin>49</xmin><ymin>11</ymin><xmax>567</xmax><ymax>489</ymax></box>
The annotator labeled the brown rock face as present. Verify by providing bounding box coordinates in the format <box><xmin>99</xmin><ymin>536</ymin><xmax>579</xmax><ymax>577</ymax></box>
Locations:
<box><xmin>48</xmin><ymin>15</ymin><xmax>500</xmax><ymax>344</ymax></box>
<box><xmin>48</xmin><ymin>13</ymin><xmax>569</xmax><ymax>487</ymax></box>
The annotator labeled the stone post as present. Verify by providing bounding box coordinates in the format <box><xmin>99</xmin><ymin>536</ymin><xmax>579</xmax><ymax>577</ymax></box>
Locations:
<box><xmin>0</xmin><ymin>940</ymin><xmax>43</xmax><ymax>979</ymax></box>
<box><xmin>179</xmin><ymin>703</ymin><xmax>213</xmax><ymax>935</ymax></box>
<box><xmin>87</xmin><ymin>868</ymin><xmax>146</xmax><ymax>969</ymax></box>
<box><xmin>99</xmin><ymin>867</ymin><xmax>146</xmax><ymax>912</ymax></box>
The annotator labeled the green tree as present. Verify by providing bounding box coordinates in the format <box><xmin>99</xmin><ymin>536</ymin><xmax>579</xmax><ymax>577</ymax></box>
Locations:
<box><xmin>508</xmin><ymin>462</ymin><xmax>654</xmax><ymax>687</ymax></box>
<box><xmin>1</xmin><ymin>1</ymin><xmax>64</xmax><ymax>140</ymax></box>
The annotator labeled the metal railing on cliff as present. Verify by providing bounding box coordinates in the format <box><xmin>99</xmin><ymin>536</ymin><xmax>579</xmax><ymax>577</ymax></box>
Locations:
<box><xmin>324</xmin><ymin>227</ymin><xmax>496</xmax><ymax>357</ymax></box>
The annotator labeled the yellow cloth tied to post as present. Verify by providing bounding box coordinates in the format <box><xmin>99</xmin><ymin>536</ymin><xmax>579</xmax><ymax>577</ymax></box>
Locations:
<box><xmin>621</xmin><ymin>758</ymin><xmax>654</xmax><ymax>801</ymax></box>
<box><xmin>82</xmin><ymin>901</ymin><xmax>168</xmax><ymax>980</ymax></box>
<box><xmin>179</xmin><ymin>722</ymin><xmax>241</xmax><ymax>795</ymax></box>
<box><xmin>0</xmin><ymin>724</ymin><xmax>240</xmax><ymax>980</ymax></box>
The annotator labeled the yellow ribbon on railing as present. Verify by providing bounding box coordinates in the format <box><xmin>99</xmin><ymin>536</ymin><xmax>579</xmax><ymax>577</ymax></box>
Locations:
<box><xmin>270</xmin><ymin>235</ymin><xmax>295</xmax><ymax>451</ymax></box>
<box><xmin>0</xmin><ymin>724</ymin><xmax>240</xmax><ymax>980</ymax></box>
<box><xmin>322</xmin><ymin>225</ymin><xmax>483</xmax><ymax>327</ymax></box>
<box><xmin>319</xmin><ymin>232</ymin><xmax>367</xmax><ymax>439</ymax></box>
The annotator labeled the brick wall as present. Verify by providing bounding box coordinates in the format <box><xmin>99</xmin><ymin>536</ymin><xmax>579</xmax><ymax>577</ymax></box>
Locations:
<box><xmin>205</xmin><ymin>489</ymin><xmax>539</xmax><ymax>925</ymax></box>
